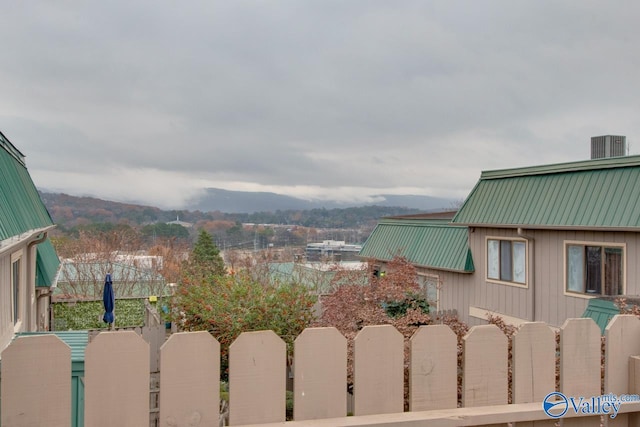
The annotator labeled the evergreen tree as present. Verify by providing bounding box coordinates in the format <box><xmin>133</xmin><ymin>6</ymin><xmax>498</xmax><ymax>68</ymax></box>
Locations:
<box><xmin>185</xmin><ymin>230</ymin><xmax>226</xmax><ymax>280</ymax></box>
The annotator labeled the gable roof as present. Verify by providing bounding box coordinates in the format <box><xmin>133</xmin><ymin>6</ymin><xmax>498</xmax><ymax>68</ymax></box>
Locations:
<box><xmin>453</xmin><ymin>155</ymin><xmax>640</xmax><ymax>230</ymax></box>
<box><xmin>0</xmin><ymin>131</ymin><xmax>60</xmax><ymax>286</ymax></box>
<box><xmin>359</xmin><ymin>217</ymin><xmax>474</xmax><ymax>273</ymax></box>
<box><xmin>0</xmin><ymin>131</ymin><xmax>55</xmax><ymax>240</ymax></box>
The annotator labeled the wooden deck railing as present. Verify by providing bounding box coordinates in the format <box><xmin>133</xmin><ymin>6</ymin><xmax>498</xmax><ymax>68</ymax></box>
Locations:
<box><xmin>3</xmin><ymin>315</ymin><xmax>640</xmax><ymax>426</ymax></box>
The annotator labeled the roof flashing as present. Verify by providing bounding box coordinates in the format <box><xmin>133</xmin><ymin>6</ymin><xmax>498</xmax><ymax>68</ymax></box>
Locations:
<box><xmin>481</xmin><ymin>155</ymin><xmax>640</xmax><ymax>180</ymax></box>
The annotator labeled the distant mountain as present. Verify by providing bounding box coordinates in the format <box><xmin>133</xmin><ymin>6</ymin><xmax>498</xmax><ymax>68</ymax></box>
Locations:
<box><xmin>188</xmin><ymin>188</ymin><xmax>455</xmax><ymax>213</ymax></box>
<box><xmin>40</xmin><ymin>190</ymin><xmax>448</xmax><ymax>233</ymax></box>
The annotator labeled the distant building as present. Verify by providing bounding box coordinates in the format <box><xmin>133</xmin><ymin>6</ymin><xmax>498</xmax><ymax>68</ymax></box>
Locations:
<box><xmin>167</xmin><ymin>215</ymin><xmax>193</xmax><ymax>228</ymax></box>
<box><xmin>306</xmin><ymin>240</ymin><xmax>363</xmax><ymax>261</ymax></box>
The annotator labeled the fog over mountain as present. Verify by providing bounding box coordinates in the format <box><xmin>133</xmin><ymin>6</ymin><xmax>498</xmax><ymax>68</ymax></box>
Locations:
<box><xmin>187</xmin><ymin>188</ymin><xmax>456</xmax><ymax>213</ymax></box>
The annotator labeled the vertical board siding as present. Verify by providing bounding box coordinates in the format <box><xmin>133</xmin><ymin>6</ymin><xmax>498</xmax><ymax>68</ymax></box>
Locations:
<box><xmin>353</xmin><ymin>325</ymin><xmax>404</xmax><ymax>416</ymax></box>
<box><xmin>229</xmin><ymin>330</ymin><xmax>286</xmax><ymax>425</ymax></box>
<box><xmin>1</xmin><ymin>335</ymin><xmax>71</xmax><ymax>427</ymax></box>
<box><xmin>458</xmin><ymin>228</ymin><xmax>640</xmax><ymax>328</ymax></box>
<box><xmin>293</xmin><ymin>327</ymin><xmax>347</xmax><ymax>420</ymax></box>
<box><xmin>84</xmin><ymin>331</ymin><xmax>150</xmax><ymax>427</ymax></box>
<box><xmin>160</xmin><ymin>332</ymin><xmax>220</xmax><ymax>427</ymax></box>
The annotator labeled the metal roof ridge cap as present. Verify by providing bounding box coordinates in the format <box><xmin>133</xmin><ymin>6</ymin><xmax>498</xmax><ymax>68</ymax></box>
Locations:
<box><xmin>378</xmin><ymin>218</ymin><xmax>467</xmax><ymax>228</ymax></box>
<box><xmin>449</xmin><ymin>222</ymin><xmax>640</xmax><ymax>231</ymax></box>
<box><xmin>0</xmin><ymin>130</ymin><xmax>27</xmax><ymax>166</ymax></box>
<box><xmin>480</xmin><ymin>155</ymin><xmax>640</xmax><ymax>180</ymax></box>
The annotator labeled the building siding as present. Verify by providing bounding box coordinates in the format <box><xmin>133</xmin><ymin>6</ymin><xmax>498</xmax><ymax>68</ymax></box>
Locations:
<box><xmin>436</xmin><ymin>227</ymin><xmax>637</xmax><ymax>328</ymax></box>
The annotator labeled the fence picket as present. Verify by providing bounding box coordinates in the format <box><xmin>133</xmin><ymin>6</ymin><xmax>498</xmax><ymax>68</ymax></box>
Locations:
<box><xmin>463</xmin><ymin>324</ymin><xmax>508</xmax><ymax>427</ymax></box>
<box><xmin>409</xmin><ymin>324</ymin><xmax>457</xmax><ymax>411</ymax></box>
<box><xmin>229</xmin><ymin>330</ymin><xmax>286</xmax><ymax>425</ymax></box>
<box><xmin>353</xmin><ymin>325</ymin><xmax>404</xmax><ymax>416</ymax></box>
<box><xmin>1</xmin><ymin>335</ymin><xmax>71</xmax><ymax>427</ymax></box>
<box><xmin>293</xmin><ymin>327</ymin><xmax>347</xmax><ymax>420</ymax></box>
<box><xmin>560</xmin><ymin>317</ymin><xmax>601</xmax><ymax>427</ymax></box>
<box><xmin>85</xmin><ymin>331</ymin><xmax>150</xmax><ymax>427</ymax></box>
<box><xmin>160</xmin><ymin>331</ymin><xmax>220</xmax><ymax>427</ymax></box>
<box><xmin>604</xmin><ymin>314</ymin><xmax>640</xmax><ymax>427</ymax></box>
<box><xmin>512</xmin><ymin>322</ymin><xmax>556</xmax><ymax>427</ymax></box>
<box><xmin>5</xmin><ymin>318</ymin><xmax>640</xmax><ymax>426</ymax></box>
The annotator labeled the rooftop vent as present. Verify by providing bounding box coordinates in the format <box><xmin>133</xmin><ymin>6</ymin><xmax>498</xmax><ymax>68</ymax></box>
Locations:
<box><xmin>591</xmin><ymin>135</ymin><xmax>626</xmax><ymax>159</ymax></box>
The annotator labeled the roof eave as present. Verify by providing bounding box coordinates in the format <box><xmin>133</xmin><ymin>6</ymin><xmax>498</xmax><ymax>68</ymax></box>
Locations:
<box><xmin>0</xmin><ymin>225</ymin><xmax>57</xmax><ymax>256</ymax></box>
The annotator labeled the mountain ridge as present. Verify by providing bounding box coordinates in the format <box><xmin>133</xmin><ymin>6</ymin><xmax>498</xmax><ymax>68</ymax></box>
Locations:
<box><xmin>187</xmin><ymin>187</ymin><xmax>456</xmax><ymax>213</ymax></box>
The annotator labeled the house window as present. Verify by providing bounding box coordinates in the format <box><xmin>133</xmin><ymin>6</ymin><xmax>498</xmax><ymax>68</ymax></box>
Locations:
<box><xmin>487</xmin><ymin>238</ymin><xmax>526</xmax><ymax>285</ymax></box>
<box><xmin>418</xmin><ymin>274</ymin><xmax>440</xmax><ymax>311</ymax></box>
<box><xmin>566</xmin><ymin>243</ymin><xmax>623</xmax><ymax>296</ymax></box>
<box><xmin>11</xmin><ymin>255</ymin><xmax>22</xmax><ymax>324</ymax></box>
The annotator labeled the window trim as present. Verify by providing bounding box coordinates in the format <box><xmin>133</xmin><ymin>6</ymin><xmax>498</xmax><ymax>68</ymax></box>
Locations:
<box><xmin>418</xmin><ymin>272</ymin><xmax>440</xmax><ymax>312</ymax></box>
<box><xmin>563</xmin><ymin>240</ymin><xmax>626</xmax><ymax>299</ymax></box>
<box><xmin>485</xmin><ymin>236</ymin><xmax>528</xmax><ymax>288</ymax></box>
<box><xmin>11</xmin><ymin>250</ymin><xmax>24</xmax><ymax>331</ymax></box>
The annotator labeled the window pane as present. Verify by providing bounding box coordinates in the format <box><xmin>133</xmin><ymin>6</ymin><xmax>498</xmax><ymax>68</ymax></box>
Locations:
<box><xmin>585</xmin><ymin>246</ymin><xmax>601</xmax><ymax>294</ymax></box>
<box><xmin>513</xmin><ymin>241</ymin><xmax>526</xmax><ymax>284</ymax></box>
<box><xmin>567</xmin><ymin>245</ymin><xmax>584</xmax><ymax>292</ymax></box>
<box><xmin>604</xmin><ymin>247</ymin><xmax>623</xmax><ymax>296</ymax></box>
<box><xmin>500</xmin><ymin>240</ymin><xmax>512</xmax><ymax>281</ymax></box>
<box><xmin>423</xmin><ymin>278</ymin><xmax>438</xmax><ymax>306</ymax></box>
<box><xmin>12</xmin><ymin>259</ymin><xmax>20</xmax><ymax>324</ymax></box>
<box><xmin>487</xmin><ymin>240</ymin><xmax>499</xmax><ymax>279</ymax></box>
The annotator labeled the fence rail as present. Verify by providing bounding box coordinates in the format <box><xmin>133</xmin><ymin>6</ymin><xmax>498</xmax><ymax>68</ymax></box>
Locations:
<box><xmin>3</xmin><ymin>315</ymin><xmax>640</xmax><ymax>426</ymax></box>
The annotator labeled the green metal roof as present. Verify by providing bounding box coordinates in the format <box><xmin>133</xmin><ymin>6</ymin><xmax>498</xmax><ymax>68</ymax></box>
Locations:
<box><xmin>0</xmin><ymin>131</ymin><xmax>55</xmax><ymax>240</ymax></box>
<box><xmin>453</xmin><ymin>155</ymin><xmax>640</xmax><ymax>230</ymax></box>
<box><xmin>268</xmin><ymin>261</ymin><xmax>367</xmax><ymax>294</ymax></box>
<box><xmin>55</xmin><ymin>261</ymin><xmax>166</xmax><ymax>298</ymax></box>
<box><xmin>36</xmin><ymin>239</ymin><xmax>61</xmax><ymax>287</ymax></box>
<box><xmin>359</xmin><ymin>218</ymin><xmax>474</xmax><ymax>273</ymax></box>
<box><xmin>16</xmin><ymin>331</ymin><xmax>88</xmax><ymax>363</ymax></box>
<box><xmin>582</xmin><ymin>298</ymin><xmax>619</xmax><ymax>335</ymax></box>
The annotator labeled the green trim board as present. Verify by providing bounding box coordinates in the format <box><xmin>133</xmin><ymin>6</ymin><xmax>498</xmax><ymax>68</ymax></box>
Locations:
<box><xmin>359</xmin><ymin>218</ymin><xmax>474</xmax><ymax>273</ymax></box>
<box><xmin>453</xmin><ymin>155</ymin><xmax>640</xmax><ymax>230</ymax></box>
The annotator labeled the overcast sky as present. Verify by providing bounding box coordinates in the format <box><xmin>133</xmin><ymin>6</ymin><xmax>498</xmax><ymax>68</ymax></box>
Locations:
<box><xmin>2</xmin><ymin>1</ymin><xmax>639</xmax><ymax>209</ymax></box>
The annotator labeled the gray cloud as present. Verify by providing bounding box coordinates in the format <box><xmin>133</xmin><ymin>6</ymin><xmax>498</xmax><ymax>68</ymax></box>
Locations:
<box><xmin>2</xmin><ymin>1</ymin><xmax>640</xmax><ymax>208</ymax></box>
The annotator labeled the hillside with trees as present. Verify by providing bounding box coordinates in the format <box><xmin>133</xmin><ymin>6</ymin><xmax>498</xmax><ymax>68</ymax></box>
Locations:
<box><xmin>41</xmin><ymin>191</ymin><xmax>430</xmax><ymax>247</ymax></box>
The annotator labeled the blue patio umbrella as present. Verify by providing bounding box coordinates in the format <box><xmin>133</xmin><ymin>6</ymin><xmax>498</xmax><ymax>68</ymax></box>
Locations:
<box><xmin>102</xmin><ymin>273</ymin><xmax>115</xmax><ymax>328</ymax></box>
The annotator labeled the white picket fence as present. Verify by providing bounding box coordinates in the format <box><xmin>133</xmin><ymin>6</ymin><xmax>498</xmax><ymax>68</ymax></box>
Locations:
<box><xmin>4</xmin><ymin>315</ymin><xmax>640</xmax><ymax>426</ymax></box>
